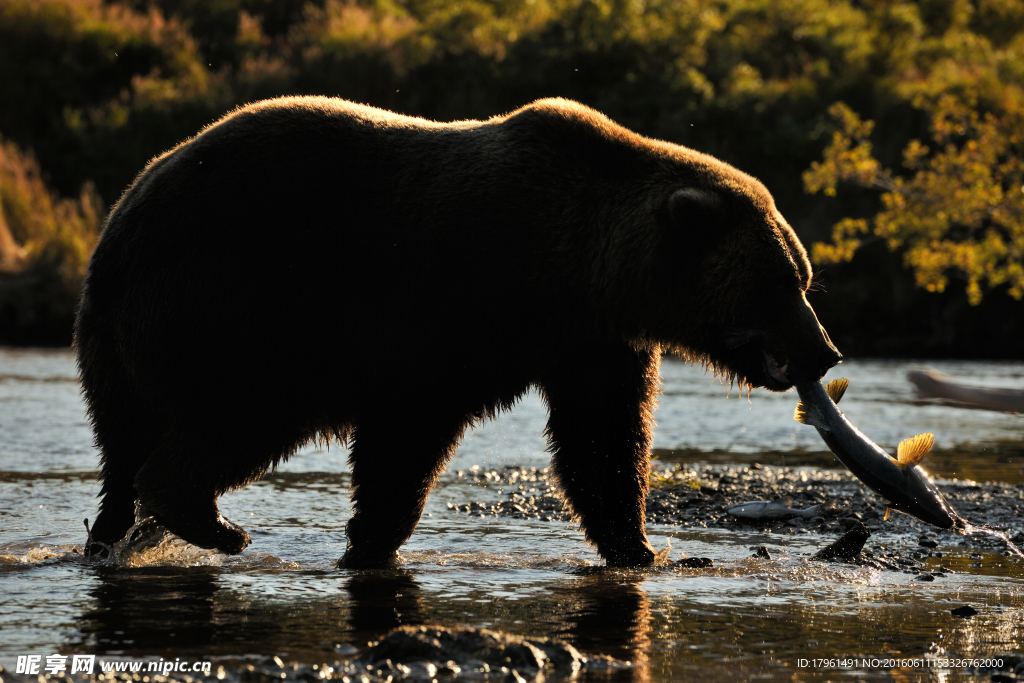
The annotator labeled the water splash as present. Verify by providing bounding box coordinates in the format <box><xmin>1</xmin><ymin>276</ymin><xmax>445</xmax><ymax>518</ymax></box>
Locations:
<box><xmin>956</xmin><ymin>521</ymin><xmax>1024</xmax><ymax>559</ymax></box>
<box><xmin>924</xmin><ymin>494</ymin><xmax>1024</xmax><ymax>559</ymax></box>
<box><xmin>0</xmin><ymin>544</ymin><xmax>77</xmax><ymax>566</ymax></box>
<box><xmin>85</xmin><ymin>504</ymin><xmax>223</xmax><ymax>568</ymax></box>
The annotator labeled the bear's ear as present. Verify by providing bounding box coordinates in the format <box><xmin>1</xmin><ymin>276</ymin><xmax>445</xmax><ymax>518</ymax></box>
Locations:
<box><xmin>667</xmin><ymin>188</ymin><xmax>722</xmax><ymax>231</ymax></box>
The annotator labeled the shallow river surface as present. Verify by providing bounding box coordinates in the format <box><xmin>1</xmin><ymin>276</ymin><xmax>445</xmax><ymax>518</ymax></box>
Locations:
<box><xmin>2</xmin><ymin>349</ymin><xmax>1023</xmax><ymax>682</ymax></box>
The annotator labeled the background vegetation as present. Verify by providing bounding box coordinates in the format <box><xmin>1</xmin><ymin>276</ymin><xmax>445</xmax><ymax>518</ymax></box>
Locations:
<box><xmin>1</xmin><ymin>0</ymin><xmax>1022</xmax><ymax>355</ymax></box>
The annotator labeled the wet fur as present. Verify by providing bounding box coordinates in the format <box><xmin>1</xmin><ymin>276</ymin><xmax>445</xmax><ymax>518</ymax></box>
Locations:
<box><xmin>76</xmin><ymin>96</ymin><xmax>839</xmax><ymax>567</ymax></box>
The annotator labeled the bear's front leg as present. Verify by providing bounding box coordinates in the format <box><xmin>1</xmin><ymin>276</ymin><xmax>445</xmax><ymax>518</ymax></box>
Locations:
<box><xmin>540</xmin><ymin>342</ymin><xmax>660</xmax><ymax>567</ymax></box>
<box><xmin>339</xmin><ymin>413</ymin><xmax>468</xmax><ymax>569</ymax></box>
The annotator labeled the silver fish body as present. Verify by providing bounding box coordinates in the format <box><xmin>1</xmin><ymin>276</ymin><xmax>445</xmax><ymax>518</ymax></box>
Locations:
<box><xmin>726</xmin><ymin>497</ymin><xmax>842</xmax><ymax>520</ymax></box>
<box><xmin>795</xmin><ymin>380</ymin><xmax>959</xmax><ymax>529</ymax></box>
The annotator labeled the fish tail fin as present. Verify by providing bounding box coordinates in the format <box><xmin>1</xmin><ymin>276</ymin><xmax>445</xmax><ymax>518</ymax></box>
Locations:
<box><xmin>896</xmin><ymin>432</ymin><xmax>935</xmax><ymax>468</ymax></box>
<box><xmin>794</xmin><ymin>400</ymin><xmax>829</xmax><ymax>431</ymax></box>
<box><xmin>825</xmin><ymin>378</ymin><xmax>849</xmax><ymax>404</ymax></box>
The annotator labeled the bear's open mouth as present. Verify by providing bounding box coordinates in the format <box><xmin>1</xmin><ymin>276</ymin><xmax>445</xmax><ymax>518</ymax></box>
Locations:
<box><xmin>763</xmin><ymin>350</ymin><xmax>791</xmax><ymax>386</ymax></box>
<box><xmin>719</xmin><ymin>327</ymin><xmax>793</xmax><ymax>390</ymax></box>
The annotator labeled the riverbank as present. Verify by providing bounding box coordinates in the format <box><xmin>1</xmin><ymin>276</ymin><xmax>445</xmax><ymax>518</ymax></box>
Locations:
<box><xmin>450</xmin><ymin>463</ymin><xmax>1024</xmax><ymax>571</ymax></box>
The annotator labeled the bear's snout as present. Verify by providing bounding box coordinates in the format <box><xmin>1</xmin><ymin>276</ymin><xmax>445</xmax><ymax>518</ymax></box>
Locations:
<box><xmin>816</xmin><ymin>341</ymin><xmax>843</xmax><ymax>379</ymax></box>
<box><xmin>771</xmin><ymin>296</ymin><xmax>842</xmax><ymax>384</ymax></box>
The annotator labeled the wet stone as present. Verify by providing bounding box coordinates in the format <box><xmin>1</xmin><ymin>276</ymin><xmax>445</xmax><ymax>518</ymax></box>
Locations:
<box><xmin>813</xmin><ymin>522</ymin><xmax>871</xmax><ymax>562</ymax></box>
<box><xmin>676</xmin><ymin>557</ymin><xmax>713</xmax><ymax>568</ymax></box>
<box><xmin>951</xmin><ymin>605</ymin><xmax>980</xmax><ymax>617</ymax></box>
<box><xmin>355</xmin><ymin>625</ymin><xmax>627</xmax><ymax>677</ymax></box>
<box><xmin>450</xmin><ymin>463</ymin><xmax>1023</xmax><ymax>567</ymax></box>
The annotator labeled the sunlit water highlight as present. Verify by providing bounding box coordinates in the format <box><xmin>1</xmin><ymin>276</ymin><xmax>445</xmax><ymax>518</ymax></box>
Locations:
<box><xmin>1</xmin><ymin>348</ymin><xmax>1023</xmax><ymax>681</ymax></box>
<box><xmin>956</xmin><ymin>523</ymin><xmax>1024</xmax><ymax>559</ymax></box>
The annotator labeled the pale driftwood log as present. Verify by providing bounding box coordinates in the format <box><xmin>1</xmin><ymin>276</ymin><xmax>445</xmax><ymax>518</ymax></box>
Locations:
<box><xmin>908</xmin><ymin>368</ymin><xmax>1024</xmax><ymax>413</ymax></box>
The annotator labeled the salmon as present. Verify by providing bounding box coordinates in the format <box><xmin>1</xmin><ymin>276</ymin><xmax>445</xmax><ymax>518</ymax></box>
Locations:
<box><xmin>794</xmin><ymin>378</ymin><xmax>961</xmax><ymax>529</ymax></box>
<box><xmin>726</xmin><ymin>497</ymin><xmax>844</xmax><ymax>520</ymax></box>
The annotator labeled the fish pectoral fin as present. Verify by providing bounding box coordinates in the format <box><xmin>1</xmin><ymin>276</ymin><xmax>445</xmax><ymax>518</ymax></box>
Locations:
<box><xmin>884</xmin><ymin>506</ymin><xmax>893</xmax><ymax>521</ymax></box>
<box><xmin>799</xmin><ymin>504</ymin><xmax>821</xmax><ymax>517</ymax></box>
<box><xmin>896</xmin><ymin>432</ymin><xmax>935</xmax><ymax>469</ymax></box>
<box><xmin>825</xmin><ymin>378</ymin><xmax>849</xmax><ymax>404</ymax></box>
<box><xmin>794</xmin><ymin>401</ymin><xmax>829</xmax><ymax>431</ymax></box>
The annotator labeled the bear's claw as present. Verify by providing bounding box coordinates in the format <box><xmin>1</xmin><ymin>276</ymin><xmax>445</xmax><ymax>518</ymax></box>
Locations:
<box><xmin>134</xmin><ymin>455</ymin><xmax>251</xmax><ymax>555</ymax></box>
<box><xmin>148</xmin><ymin>509</ymin><xmax>251</xmax><ymax>555</ymax></box>
<box><xmin>207</xmin><ymin>516</ymin><xmax>251</xmax><ymax>554</ymax></box>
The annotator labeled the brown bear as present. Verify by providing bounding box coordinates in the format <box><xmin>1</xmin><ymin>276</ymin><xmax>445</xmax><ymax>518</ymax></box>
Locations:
<box><xmin>76</xmin><ymin>96</ymin><xmax>840</xmax><ymax>568</ymax></box>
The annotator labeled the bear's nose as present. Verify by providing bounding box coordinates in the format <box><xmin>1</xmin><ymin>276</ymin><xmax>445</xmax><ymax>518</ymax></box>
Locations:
<box><xmin>818</xmin><ymin>346</ymin><xmax>842</xmax><ymax>378</ymax></box>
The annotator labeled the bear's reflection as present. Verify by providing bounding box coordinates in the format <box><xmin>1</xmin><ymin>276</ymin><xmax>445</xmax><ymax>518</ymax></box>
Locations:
<box><xmin>550</xmin><ymin>571</ymin><xmax>652</xmax><ymax>682</ymax></box>
<box><xmin>344</xmin><ymin>568</ymin><xmax>651</xmax><ymax>681</ymax></box>
<box><xmin>73</xmin><ymin>562</ymin><xmax>647</xmax><ymax>679</ymax></box>
<box><xmin>343</xmin><ymin>569</ymin><xmax>425</xmax><ymax>632</ymax></box>
<box><xmin>75</xmin><ymin>566</ymin><xmax>222</xmax><ymax>653</ymax></box>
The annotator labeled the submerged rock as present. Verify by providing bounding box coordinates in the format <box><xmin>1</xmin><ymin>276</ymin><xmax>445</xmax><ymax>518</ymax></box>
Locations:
<box><xmin>356</xmin><ymin>625</ymin><xmax>628</xmax><ymax>679</ymax></box>
<box><xmin>676</xmin><ymin>557</ymin><xmax>713</xmax><ymax>568</ymax></box>
<box><xmin>951</xmin><ymin>605</ymin><xmax>979</xmax><ymax>617</ymax></box>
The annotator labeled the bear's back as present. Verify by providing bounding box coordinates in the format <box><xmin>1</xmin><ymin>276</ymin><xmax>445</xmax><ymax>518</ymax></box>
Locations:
<box><xmin>80</xmin><ymin>97</ymin><xmax>637</xmax><ymax>399</ymax></box>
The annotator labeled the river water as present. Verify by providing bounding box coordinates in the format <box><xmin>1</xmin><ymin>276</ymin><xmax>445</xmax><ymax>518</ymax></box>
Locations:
<box><xmin>1</xmin><ymin>349</ymin><xmax>1022</xmax><ymax>681</ymax></box>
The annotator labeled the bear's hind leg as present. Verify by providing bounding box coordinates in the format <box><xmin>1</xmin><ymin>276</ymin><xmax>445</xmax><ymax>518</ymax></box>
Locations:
<box><xmin>540</xmin><ymin>343</ymin><xmax>661</xmax><ymax>567</ymax></box>
<box><xmin>339</xmin><ymin>414</ymin><xmax>468</xmax><ymax>569</ymax></box>
<box><xmin>90</xmin><ymin>466</ymin><xmax>148</xmax><ymax>556</ymax></box>
<box><xmin>133</xmin><ymin>427</ymin><xmax>283</xmax><ymax>555</ymax></box>
<box><xmin>81</xmin><ymin>366</ymin><xmax>164</xmax><ymax>555</ymax></box>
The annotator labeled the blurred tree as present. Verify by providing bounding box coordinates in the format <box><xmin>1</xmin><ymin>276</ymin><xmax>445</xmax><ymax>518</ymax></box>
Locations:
<box><xmin>0</xmin><ymin>0</ymin><xmax>215</xmax><ymax>199</ymax></box>
<box><xmin>0</xmin><ymin>136</ymin><xmax>103</xmax><ymax>344</ymax></box>
<box><xmin>804</xmin><ymin>0</ymin><xmax>1024</xmax><ymax>305</ymax></box>
<box><xmin>805</xmin><ymin>98</ymin><xmax>1024</xmax><ymax>305</ymax></box>
<box><xmin>1</xmin><ymin>0</ymin><xmax>1022</xmax><ymax>352</ymax></box>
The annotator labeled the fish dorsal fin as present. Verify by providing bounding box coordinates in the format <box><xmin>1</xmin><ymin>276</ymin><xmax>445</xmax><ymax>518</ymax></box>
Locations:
<box><xmin>825</xmin><ymin>378</ymin><xmax>849</xmax><ymax>404</ymax></box>
<box><xmin>775</xmin><ymin>496</ymin><xmax>794</xmax><ymax>507</ymax></box>
<box><xmin>896</xmin><ymin>432</ymin><xmax>934</xmax><ymax>469</ymax></box>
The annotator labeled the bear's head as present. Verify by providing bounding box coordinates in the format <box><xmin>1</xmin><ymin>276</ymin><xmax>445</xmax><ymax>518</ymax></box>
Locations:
<box><xmin>505</xmin><ymin>98</ymin><xmax>840</xmax><ymax>390</ymax></box>
<box><xmin>629</xmin><ymin>155</ymin><xmax>842</xmax><ymax>392</ymax></box>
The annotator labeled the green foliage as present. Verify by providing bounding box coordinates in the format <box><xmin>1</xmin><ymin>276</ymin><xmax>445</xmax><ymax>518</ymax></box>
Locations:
<box><xmin>0</xmin><ymin>136</ymin><xmax>104</xmax><ymax>345</ymax></box>
<box><xmin>0</xmin><ymin>0</ymin><xmax>1023</xmax><ymax>351</ymax></box>
<box><xmin>0</xmin><ymin>137</ymin><xmax>102</xmax><ymax>281</ymax></box>
<box><xmin>804</xmin><ymin>0</ymin><xmax>1024</xmax><ymax>305</ymax></box>
<box><xmin>0</xmin><ymin>0</ymin><xmax>218</xmax><ymax>199</ymax></box>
